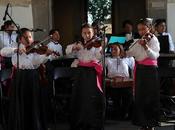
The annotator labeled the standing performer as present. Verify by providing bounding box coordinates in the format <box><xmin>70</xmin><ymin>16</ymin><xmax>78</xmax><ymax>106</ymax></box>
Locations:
<box><xmin>66</xmin><ymin>23</ymin><xmax>102</xmax><ymax>60</ymax></box>
<box><xmin>70</xmin><ymin>23</ymin><xmax>105</xmax><ymax>130</ymax></box>
<box><xmin>1</xmin><ymin>28</ymin><xmax>52</xmax><ymax>130</ymax></box>
<box><xmin>154</xmin><ymin>19</ymin><xmax>174</xmax><ymax>53</ymax></box>
<box><xmin>0</xmin><ymin>20</ymin><xmax>17</xmax><ymax>69</ymax></box>
<box><xmin>47</xmin><ymin>29</ymin><xmax>63</xmax><ymax>58</ymax></box>
<box><xmin>126</xmin><ymin>18</ymin><xmax>160</xmax><ymax>130</ymax></box>
<box><xmin>0</xmin><ymin>20</ymin><xmax>17</xmax><ymax>49</ymax></box>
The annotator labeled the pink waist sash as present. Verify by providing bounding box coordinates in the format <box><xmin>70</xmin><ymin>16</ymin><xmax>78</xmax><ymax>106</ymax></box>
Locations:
<box><xmin>137</xmin><ymin>58</ymin><xmax>157</xmax><ymax>66</ymax></box>
<box><xmin>78</xmin><ymin>61</ymin><xmax>103</xmax><ymax>93</ymax></box>
<box><xmin>133</xmin><ymin>58</ymin><xmax>157</xmax><ymax>95</ymax></box>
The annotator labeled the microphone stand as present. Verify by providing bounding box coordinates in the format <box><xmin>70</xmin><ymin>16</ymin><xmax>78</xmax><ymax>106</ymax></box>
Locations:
<box><xmin>5</xmin><ymin>8</ymin><xmax>21</xmax><ymax>70</ymax></box>
<box><xmin>101</xmin><ymin>26</ymin><xmax>107</xmax><ymax>94</ymax></box>
<box><xmin>100</xmin><ymin>25</ymin><xmax>107</xmax><ymax>130</ymax></box>
<box><xmin>2</xmin><ymin>3</ymin><xmax>24</xmax><ymax>129</ymax></box>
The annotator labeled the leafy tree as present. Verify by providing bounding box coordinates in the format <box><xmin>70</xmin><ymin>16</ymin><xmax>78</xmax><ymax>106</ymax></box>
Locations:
<box><xmin>88</xmin><ymin>0</ymin><xmax>112</xmax><ymax>22</ymax></box>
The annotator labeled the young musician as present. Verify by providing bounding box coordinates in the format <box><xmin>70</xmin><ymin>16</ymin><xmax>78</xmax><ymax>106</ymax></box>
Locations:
<box><xmin>105</xmin><ymin>44</ymin><xmax>134</xmax><ymax>119</ymax></box>
<box><xmin>154</xmin><ymin>19</ymin><xmax>175</xmax><ymax>53</ymax></box>
<box><xmin>119</xmin><ymin>20</ymin><xmax>140</xmax><ymax>40</ymax></box>
<box><xmin>70</xmin><ymin>23</ymin><xmax>105</xmax><ymax>130</ymax></box>
<box><xmin>66</xmin><ymin>23</ymin><xmax>102</xmax><ymax>61</ymax></box>
<box><xmin>47</xmin><ymin>29</ymin><xmax>63</xmax><ymax>58</ymax></box>
<box><xmin>126</xmin><ymin>18</ymin><xmax>160</xmax><ymax>130</ymax></box>
<box><xmin>1</xmin><ymin>28</ymin><xmax>52</xmax><ymax>130</ymax></box>
<box><xmin>0</xmin><ymin>20</ymin><xmax>17</xmax><ymax>69</ymax></box>
<box><xmin>0</xmin><ymin>20</ymin><xmax>17</xmax><ymax>49</ymax></box>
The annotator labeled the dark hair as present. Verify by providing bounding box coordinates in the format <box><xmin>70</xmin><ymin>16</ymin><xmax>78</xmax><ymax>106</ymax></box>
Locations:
<box><xmin>110</xmin><ymin>44</ymin><xmax>124</xmax><ymax>57</ymax></box>
<box><xmin>81</xmin><ymin>23</ymin><xmax>93</xmax><ymax>30</ymax></box>
<box><xmin>49</xmin><ymin>29</ymin><xmax>59</xmax><ymax>35</ymax></box>
<box><xmin>1</xmin><ymin>20</ymin><xmax>14</xmax><ymax>30</ymax></box>
<box><xmin>155</xmin><ymin>19</ymin><xmax>166</xmax><ymax>27</ymax></box>
<box><xmin>138</xmin><ymin>18</ymin><xmax>153</xmax><ymax>28</ymax></box>
<box><xmin>1</xmin><ymin>25</ymin><xmax>5</xmax><ymax>30</ymax></box>
<box><xmin>92</xmin><ymin>20</ymin><xmax>101</xmax><ymax>28</ymax></box>
<box><xmin>3</xmin><ymin>20</ymin><xmax>13</xmax><ymax>26</ymax></box>
<box><xmin>122</xmin><ymin>20</ymin><xmax>133</xmax><ymax>28</ymax></box>
<box><xmin>16</xmin><ymin>28</ymin><xmax>31</xmax><ymax>42</ymax></box>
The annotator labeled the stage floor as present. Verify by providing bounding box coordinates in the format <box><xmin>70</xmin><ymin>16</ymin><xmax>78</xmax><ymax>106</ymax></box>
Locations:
<box><xmin>46</xmin><ymin>120</ymin><xmax>175</xmax><ymax>130</ymax></box>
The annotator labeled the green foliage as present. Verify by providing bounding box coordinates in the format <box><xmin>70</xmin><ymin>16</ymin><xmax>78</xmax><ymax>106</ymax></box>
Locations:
<box><xmin>88</xmin><ymin>0</ymin><xmax>112</xmax><ymax>22</ymax></box>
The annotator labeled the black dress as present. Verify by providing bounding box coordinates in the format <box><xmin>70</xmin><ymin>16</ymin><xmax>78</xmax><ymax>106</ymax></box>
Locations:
<box><xmin>70</xmin><ymin>67</ymin><xmax>105</xmax><ymax>130</ymax></box>
<box><xmin>132</xmin><ymin>64</ymin><xmax>160</xmax><ymax>127</ymax></box>
<box><xmin>8</xmin><ymin>69</ymin><xmax>47</xmax><ymax>130</ymax></box>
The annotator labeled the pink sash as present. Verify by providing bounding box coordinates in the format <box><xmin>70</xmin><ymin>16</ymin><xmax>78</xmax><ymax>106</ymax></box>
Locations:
<box><xmin>78</xmin><ymin>61</ymin><xmax>103</xmax><ymax>93</ymax></box>
<box><xmin>133</xmin><ymin>58</ymin><xmax>157</xmax><ymax>95</ymax></box>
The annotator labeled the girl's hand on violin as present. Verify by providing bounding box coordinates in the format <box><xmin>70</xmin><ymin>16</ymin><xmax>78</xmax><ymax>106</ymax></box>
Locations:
<box><xmin>52</xmin><ymin>52</ymin><xmax>60</xmax><ymax>57</ymax></box>
<box><xmin>45</xmin><ymin>49</ymin><xmax>53</xmax><ymax>56</ymax></box>
<box><xmin>14</xmin><ymin>48</ymin><xmax>26</xmax><ymax>54</ymax></box>
<box><xmin>139</xmin><ymin>39</ymin><xmax>147</xmax><ymax>45</ymax></box>
<box><xmin>139</xmin><ymin>39</ymin><xmax>148</xmax><ymax>50</ymax></box>
<box><xmin>72</xmin><ymin>44</ymin><xmax>82</xmax><ymax>51</ymax></box>
<box><xmin>142</xmin><ymin>32</ymin><xmax>153</xmax><ymax>42</ymax></box>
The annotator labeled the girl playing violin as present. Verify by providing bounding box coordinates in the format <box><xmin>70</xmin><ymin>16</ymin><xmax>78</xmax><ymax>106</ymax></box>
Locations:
<box><xmin>68</xmin><ymin>23</ymin><xmax>102</xmax><ymax>67</ymax></box>
<box><xmin>0</xmin><ymin>28</ymin><xmax>52</xmax><ymax>130</ymax></box>
<box><xmin>69</xmin><ymin>24</ymin><xmax>105</xmax><ymax>130</ymax></box>
<box><xmin>126</xmin><ymin>18</ymin><xmax>160</xmax><ymax>130</ymax></box>
<box><xmin>66</xmin><ymin>23</ymin><xmax>102</xmax><ymax>61</ymax></box>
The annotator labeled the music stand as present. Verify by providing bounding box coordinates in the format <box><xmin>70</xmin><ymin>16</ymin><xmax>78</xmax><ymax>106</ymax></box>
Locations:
<box><xmin>157</xmin><ymin>35</ymin><xmax>171</xmax><ymax>67</ymax></box>
<box><xmin>158</xmin><ymin>35</ymin><xmax>169</xmax><ymax>53</ymax></box>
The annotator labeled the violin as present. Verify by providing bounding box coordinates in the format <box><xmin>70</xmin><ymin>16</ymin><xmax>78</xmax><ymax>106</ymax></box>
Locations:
<box><xmin>25</xmin><ymin>35</ymin><xmax>52</xmax><ymax>55</ymax></box>
<box><xmin>142</xmin><ymin>32</ymin><xmax>153</xmax><ymax>42</ymax></box>
<box><xmin>84</xmin><ymin>37</ymin><xmax>102</xmax><ymax>49</ymax></box>
<box><xmin>26</xmin><ymin>41</ymin><xmax>49</xmax><ymax>55</ymax></box>
<box><xmin>128</xmin><ymin>32</ymin><xmax>153</xmax><ymax>50</ymax></box>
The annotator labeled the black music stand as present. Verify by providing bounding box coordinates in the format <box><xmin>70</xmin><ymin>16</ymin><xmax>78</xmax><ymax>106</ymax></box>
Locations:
<box><xmin>52</xmin><ymin>67</ymin><xmax>74</xmax><ymax>130</ymax></box>
<box><xmin>158</xmin><ymin>35</ymin><xmax>170</xmax><ymax>53</ymax></box>
<box><xmin>157</xmin><ymin>35</ymin><xmax>171</xmax><ymax>67</ymax></box>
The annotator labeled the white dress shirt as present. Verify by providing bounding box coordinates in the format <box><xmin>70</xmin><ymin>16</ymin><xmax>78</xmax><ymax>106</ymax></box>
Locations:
<box><xmin>47</xmin><ymin>41</ymin><xmax>63</xmax><ymax>56</ymax></box>
<box><xmin>0</xmin><ymin>44</ymin><xmax>50</xmax><ymax>69</ymax></box>
<box><xmin>105</xmin><ymin>57</ymin><xmax>135</xmax><ymax>78</ymax></box>
<box><xmin>66</xmin><ymin>42</ymin><xmax>102</xmax><ymax>61</ymax></box>
<box><xmin>0</xmin><ymin>31</ymin><xmax>17</xmax><ymax>49</ymax></box>
<box><xmin>126</xmin><ymin>35</ymin><xmax>160</xmax><ymax>61</ymax></box>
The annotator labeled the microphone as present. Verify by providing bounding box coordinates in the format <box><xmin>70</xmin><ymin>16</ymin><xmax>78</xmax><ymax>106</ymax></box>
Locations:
<box><xmin>31</xmin><ymin>28</ymin><xmax>46</xmax><ymax>32</ymax></box>
<box><xmin>3</xmin><ymin>3</ymin><xmax>10</xmax><ymax>21</ymax></box>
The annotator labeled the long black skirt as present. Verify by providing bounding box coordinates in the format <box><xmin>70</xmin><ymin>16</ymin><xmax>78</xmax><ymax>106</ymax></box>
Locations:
<box><xmin>70</xmin><ymin>67</ymin><xmax>105</xmax><ymax>130</ymax></box>
<box><xmin>132</xmin><ymin>64</ymin><xmax>160</xmax><ymax>127</ymax></box>
<box><xmin>8</xmin><ymin>69</ymin><xmax>47</xmax><ymax>130</ymax></box>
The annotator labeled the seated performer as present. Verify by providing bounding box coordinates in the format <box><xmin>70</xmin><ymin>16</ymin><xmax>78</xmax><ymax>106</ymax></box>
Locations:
<box><xmin>1</xmin><ymin>28</ymin><xmax>53</xmax><ymax>130</ymax></box>
<box><xmin>105</xmin><ymin>44</ymin><xmax>134</xmax><ymax>119</ymax></box>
